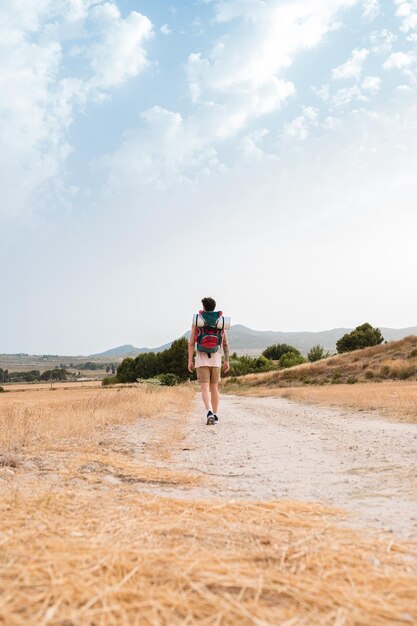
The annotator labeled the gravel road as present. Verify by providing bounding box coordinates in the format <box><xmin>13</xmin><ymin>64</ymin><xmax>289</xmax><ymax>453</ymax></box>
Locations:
<box><xmin>129</xmin><ymin>394</ymin><xmax>417</xmax><ymax>539</ymax></box>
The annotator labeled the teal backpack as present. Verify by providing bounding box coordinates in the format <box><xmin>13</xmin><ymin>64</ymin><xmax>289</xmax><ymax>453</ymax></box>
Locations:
<box><xmin>195</xmin><ymin>310</ymin><xmax>224</xmax><ymax>358</ymax></box>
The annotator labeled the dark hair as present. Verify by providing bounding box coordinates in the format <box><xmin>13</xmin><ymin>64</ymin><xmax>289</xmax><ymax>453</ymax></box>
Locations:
<box><xmin>201</xmin><ymin>297</ymin><xmax>216</xmax><ymax>311</ymax></box>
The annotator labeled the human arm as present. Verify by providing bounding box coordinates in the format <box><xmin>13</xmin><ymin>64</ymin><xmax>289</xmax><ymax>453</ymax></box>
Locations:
<box><xmin>188</xmin><ymin>327</ymin><xmax>196</xmax><ymax>373</ymax></box>
<box><xmin>223</xmin><ymin>330</ymin><xmax>230</xmax><ymax>374</ymax></box>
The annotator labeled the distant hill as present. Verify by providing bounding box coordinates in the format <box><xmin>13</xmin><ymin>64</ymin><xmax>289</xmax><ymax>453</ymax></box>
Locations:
<box><xmin>91</xmin><ymin>341</ymin><xmax>173</xmax><ymax>358</ymax></box>
<box><xmin>91</xmin><ymin>325</ymin><xmax>417</xmax><ymax>358</ymax></box>
<box><xmin>91</xmin><ymin>344</ymin><xmax>147</xmax><ymax>357</ymax></box>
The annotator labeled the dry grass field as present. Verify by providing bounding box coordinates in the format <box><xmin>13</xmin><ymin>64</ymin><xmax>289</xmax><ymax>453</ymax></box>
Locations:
<box><xmin>223</xmin><ymin>381</ymin><xmax>417</xmax><ymax>423</ymax></box>
<box><xmin>0</xmin><ymin>383</ymin><xmax>192</xmax><ymax>462</ymax></box>
<box><xmin>1</xmin><ymin>383</ymin><xmax>417</xmax><ymax>624</ymax></box>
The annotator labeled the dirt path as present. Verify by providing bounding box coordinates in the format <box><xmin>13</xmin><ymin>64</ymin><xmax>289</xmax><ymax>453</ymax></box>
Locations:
<box><xmin>123</xmin><ymin>394</ymin><xmax>417</xmax><ymax>539</ymax></box>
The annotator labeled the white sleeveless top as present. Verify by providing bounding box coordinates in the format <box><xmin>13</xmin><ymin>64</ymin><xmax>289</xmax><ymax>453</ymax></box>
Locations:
<box><xmin>195</xmin><ymin>347</ymin><xmax>222</xmax><ymax>367</ymax></box>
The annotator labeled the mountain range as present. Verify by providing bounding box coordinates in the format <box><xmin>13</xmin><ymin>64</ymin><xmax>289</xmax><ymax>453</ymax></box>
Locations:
<box><xmin>91</xmin><ymin>325</ymin><xmax>417</xmax><ymax>358</ymax></box>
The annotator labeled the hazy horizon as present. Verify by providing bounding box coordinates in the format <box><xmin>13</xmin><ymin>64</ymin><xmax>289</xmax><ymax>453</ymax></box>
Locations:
<box><xmin>2</xmin><ymin>0</ymin><xmax>417</xmax><ymax>354</ymax></box>
<box><xmin>3</xmin><ymin>321</ymin><xmax>417</xmax><ymax>356</ymax></box>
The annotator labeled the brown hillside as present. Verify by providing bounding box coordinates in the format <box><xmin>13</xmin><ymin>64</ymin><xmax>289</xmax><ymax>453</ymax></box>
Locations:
<box><xmin>224</xmin><ymin>335</ymin><xmax>417</xmax><ymax>389</ymax></box>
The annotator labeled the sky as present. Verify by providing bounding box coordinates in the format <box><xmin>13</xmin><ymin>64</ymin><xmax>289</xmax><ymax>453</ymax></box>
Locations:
<box><xmin>1</xmin><ymin>0</ymin><xmax>417</xmax><ymax>355</ymax></box>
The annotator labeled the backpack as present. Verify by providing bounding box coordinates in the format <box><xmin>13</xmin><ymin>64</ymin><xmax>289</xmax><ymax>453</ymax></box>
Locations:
<box><xmin>195</xmin><ymin>310</ymin><xmax>224</xmax><ymax>358</ymax></box>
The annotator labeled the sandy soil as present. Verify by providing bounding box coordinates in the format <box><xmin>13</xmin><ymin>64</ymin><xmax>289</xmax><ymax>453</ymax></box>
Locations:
<box><xmin>123</xmin><ymin>394</ymin><xmax>417</xmax><ymax>540</ymax></box>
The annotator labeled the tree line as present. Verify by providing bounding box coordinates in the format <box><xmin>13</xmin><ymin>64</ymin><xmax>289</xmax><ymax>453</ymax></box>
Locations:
<box><xmin>0</xmin><ymin>368</ymin><xmax>70</xmax><ymax>383</ymax></box>
<box><xmin>110</xmin><ymin>323</ymin><xmax>384</xmax><ymax>385</ymax></box>
<box><xmin>1</xmin><ymin>322</ymin><xmax>384</xmax><ymax>387</ymax></box>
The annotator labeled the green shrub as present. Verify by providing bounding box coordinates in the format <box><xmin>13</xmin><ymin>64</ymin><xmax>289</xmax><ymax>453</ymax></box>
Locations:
<box><xmin>336</xmin><ymin>323</ymin><xmax>384</xmax><ymax>353</ymax></box>
<box><xmin>4</xmin><ymin>369</ymin><xmax>41</xmax><ymax>383</ymax></box>
<box><xmin>365</xmin><ymin>370</ymin><xmax>375</xmax><ymax>379</ymax></box>
<box><xmin>279</xmin><ymin>352</ymin><xmax>306</xmax><ymax>369</ymax></box>
<box><xmin>228</xmin><ymin>354</ymin><xmax>273</xmax><ymax>376</ymax></box>
<box><xmin>263</xmin><ymin>343</ymin><xmax>300</xmax><ymax>360</ymax></box>
<box><xmin>0</xmin><ymin>386</ymin><xmax>5</xmax><ymax>393</ymax></box>
<box><xmin>347</xmin><ymin>377</ymin><xmax>357</xmax><ymax>384</ymax></box>
<box><xmin>331</xmin><ymin>372</ymin><xmax>341</xmax><ymax>384</ymax></box>
<box><xmin>102</xmin><ymin>376</ymin><xmax>118</xmax><ymax>386</ymax></box>
<box><xmin>40</xmin><ymin>368</ymin><xmax>68</xmax><ymax>381</ymax></box>
<box><xmin>158</xmin><ymin>373</ymin><xmax>180</xmax><ymax>386</ymax></box>
<box><xmin>307</xmin><ymin>345</ymin><xmax>330</xmax><ymax>362</ymax></box>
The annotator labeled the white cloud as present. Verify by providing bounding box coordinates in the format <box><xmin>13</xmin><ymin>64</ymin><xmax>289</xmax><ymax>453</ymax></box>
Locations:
<box><xmin>316</xmin><ymin>81</ymin><xmax>378</xmax><ymax>108</ymax></box>
<box><xmin>322</xmin><ymin>115</ymin><xmax>343</xmax><ymax>130</ymax></box>
<box><xmin>394</xmin><ymin>0</ymin><xmax>417</xmax><ymax>32</ymax></box>
<box><xmin>383</xmin><ymin>51</ymin><xmax>413</xmax><ymax>69</ymax></box>
<box><xmin>362</xmin><ymin>0</ymin><xmax>380</xmax><ymax>19</ymax></box>
<box><xmin>0</xmin><ymin>1</ymin><xmax>153</xmax><ymax>219</ymax></box>
<box><xmin>369</xmin><ymin>29</ymin><xmax>397</xmax><ymax>53</ymax></box>
<box><xmin>104</xmin><ymin>1</ymin><xmax>361</xmax><ymax>191</ymax></box>
<box><xmin>332</xmin><ymin>48</ymin><xmax>369</xmax><ymax>80</ymax></box>
<box><xmin>99</xmin><ymin>105</ymin><xmax>228</xmax><ymax>191</ymax></box>
<box><xmin>362</xmin><ymin>75</ymin><xmax>381</xmax><ymax>94</ymax></box>
<box><xmin>240</xmin><ymin>129</ymin><xmax>270</xmax><ymax>159</ymax></box>
<box><xmin>332</xmin><ymin>85</ymin><xmax>364</xmax><ymax>106</ymax></box>
<box><xmin>187</xmin><ymin>0</ymin><xmax>358</xmax><ymax>129</ymax></box>
<box><xmin>160</xmin><ymin>23</ymin><xmax>171</xmax><ymax>35</ymax></box>
<box><xmin>89</xmin><ymin>4</ymin><xmax>153</xmax><ymax>89</ymax></box>
<box><xmin>0</xmin><ymin>4</ymin><xmax>69</xmax><ymax>218</ymax></box>
<box><xmin>282</xmin><ymin>107</ymin><xmax>319</xmax><ymax>141</ymax></box>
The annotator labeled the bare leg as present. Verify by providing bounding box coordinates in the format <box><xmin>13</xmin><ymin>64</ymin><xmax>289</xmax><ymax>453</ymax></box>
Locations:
<box><xmin>210</xmin><ymin>383</ymin><xmax>219</xmax><ymax>414</ymax></box>
<box><xmin>200</xmin><ymin>383</ymin><xmax>212</xmax><ymax>412</ymax></box>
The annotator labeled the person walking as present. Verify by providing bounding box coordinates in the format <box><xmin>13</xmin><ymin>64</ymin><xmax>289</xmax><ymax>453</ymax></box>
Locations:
<box><xmin>188</xmin><ymin>297</ymin><xmax>230</xmax><ymax>425</ymax></box>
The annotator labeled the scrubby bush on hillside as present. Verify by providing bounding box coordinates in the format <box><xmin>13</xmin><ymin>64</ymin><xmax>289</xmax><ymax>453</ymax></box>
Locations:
<box><xmin>229</xmin><ymin>354</ymin><xmax>273</xmax><ymax>376</ymax></box>
<box><xmin>158</xmin><ymin>373</ymin><xmax>180</xmax><ymax>386</ymax></box>
<box><xmin>279</xmin><ymin>352</ymin><xmax>306</xmax><ymax>369</ymax></box>
<box><xmin>263</xmin><ymin>343</ymin><xmax>300</xmax><ymax>360</ymax></box>
<box><xmin>307</xmin><ymin>345</ymin><xmax>330</xmax><ymax>362</ymax></box>
<box><xmin>336</xmin><ymin>323</ymin><xmax>384</xmax><ymax>353</ymax></box>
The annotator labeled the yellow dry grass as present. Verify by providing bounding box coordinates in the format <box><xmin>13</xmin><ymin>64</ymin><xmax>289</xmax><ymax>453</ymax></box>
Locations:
<box><xmin>1</xmin><ymin>382</ymin><xmax>417</xmax><ymax>625</ymax></box>
<box><xmin>0</xmin><ymin>384</ymin><xmax>194</xmax><ymax>456</ymax></box>
<box><xmin>1</xmin><ymin>484</ymin><xmax>416</xmax><ymax>626</ymax></box>
<box><xmin>224</xmin><ymin>381</ymin><xmax>417</xmax><ymax>423</ymax></box>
